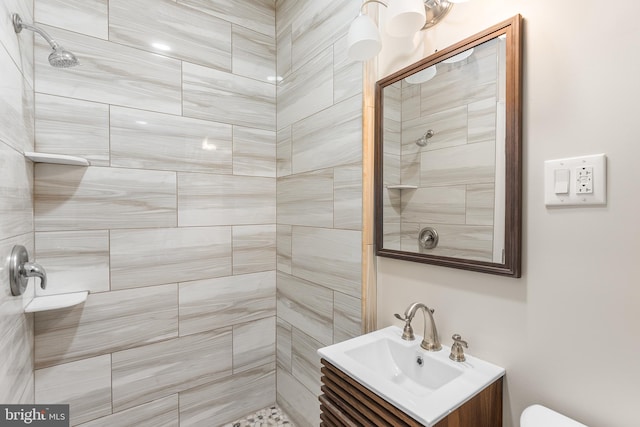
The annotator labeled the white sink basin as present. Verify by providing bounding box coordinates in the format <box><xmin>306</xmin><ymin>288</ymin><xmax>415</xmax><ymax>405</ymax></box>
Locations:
<box><xmin>318</xmin><ymin>326</ymin><xmax>505</xmax><ymax>426</ymax></box>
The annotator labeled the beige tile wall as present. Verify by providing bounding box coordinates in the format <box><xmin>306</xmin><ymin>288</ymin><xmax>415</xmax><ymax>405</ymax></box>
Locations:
<box><xmin>275</xmin><ymin>0</ymin><xmax>363</xmax><ymax>425</ymax></box>
<box><xmin>31</xmin><ymin>0</ymin><xmax>278</xmax><ymax>425</ymax></box>
<box><xmin>0</xmin><ymin>0</ymin><xmax>35</xmax><ymax>407</ymax></box>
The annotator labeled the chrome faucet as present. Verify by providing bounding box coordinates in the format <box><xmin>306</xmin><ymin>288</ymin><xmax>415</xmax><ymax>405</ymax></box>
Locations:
<box><xmin>394</xmin><ymin>302</ymin><xmax>442</xmax><ymax>351</ymax></box>
<box><xmin>10</xmin><ymin>245</ymin><xmax>47</xmax><ymax>296</ymax></box>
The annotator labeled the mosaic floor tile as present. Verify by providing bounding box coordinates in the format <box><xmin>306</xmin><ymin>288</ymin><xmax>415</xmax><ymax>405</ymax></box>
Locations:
<box><xmin>223</xmin><ymin>405</ymin><xmax>294</xmax><ymax>427</ymax></box>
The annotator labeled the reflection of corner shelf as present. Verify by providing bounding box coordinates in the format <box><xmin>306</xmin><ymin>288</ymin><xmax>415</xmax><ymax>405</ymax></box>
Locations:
<box><xmin>386</xmin><ymin>185</ymin><xmax>418</xmax><ymax>190</ymax></box>
<box><xmin>25</xmin><ymin>291</ymin><xmax>89</xmax><ymax>313</ymax></box>
<box><xmin>24</xmin><ymin>152</ymin><xmax>91</xmax><ymax>166</ymax></box>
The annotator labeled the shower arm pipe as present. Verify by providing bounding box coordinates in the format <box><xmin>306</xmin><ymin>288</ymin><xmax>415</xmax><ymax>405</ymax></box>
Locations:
<box><xmin>360</xmin><ymin>0</ymin><xmax>388</xmax><ymax>13</ymax></box>
<box><xmin>13</xmin><ymin>14</ymin><xmax>60</xmax><ymax>50</ymax></box>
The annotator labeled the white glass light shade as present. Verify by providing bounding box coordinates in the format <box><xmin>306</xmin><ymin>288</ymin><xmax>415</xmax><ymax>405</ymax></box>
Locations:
<box><xmin>347</xmin><ymin>13</ymin><xmax>382</xmax><ymax>61</ymax></box>
<box><xmin>386</xmin><ymin>0</ymin><xmax>427</xmax><ymax>37</ymax></box>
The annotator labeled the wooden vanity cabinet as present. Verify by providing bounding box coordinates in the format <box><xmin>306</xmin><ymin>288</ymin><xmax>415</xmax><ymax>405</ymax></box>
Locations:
<box><xmin>319</xmin><ymin>359</ymin><xmax>503</xmax><ymax>427</ymax></box>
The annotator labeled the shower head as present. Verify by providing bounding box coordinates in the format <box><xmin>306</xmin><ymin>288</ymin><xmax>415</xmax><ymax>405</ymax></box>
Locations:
<box><xmin>416</xmin><ymin>129</ymin><xmax>435</xmax><ymax>147</ymax></box>
<box><xmin>12</xmin><ymin>13</ymin><xmax>79</xmax><ymax>68</ymax></box>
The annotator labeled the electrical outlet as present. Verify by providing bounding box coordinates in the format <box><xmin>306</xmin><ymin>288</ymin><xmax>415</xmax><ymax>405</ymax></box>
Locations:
<box><xmin>576</xmin><ymin>166</ymin><xmax>593</xmax><ymax>194</ymax></box>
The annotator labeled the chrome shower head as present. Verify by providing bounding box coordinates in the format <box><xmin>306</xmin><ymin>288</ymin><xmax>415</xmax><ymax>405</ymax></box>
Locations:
<box><xmin>12</xmin><ymin>13</ymin><xmax>79</xmax><ymax>68</ymax></box>
<box><xmin>416</xmin><ymin>129</ymin><xmax>434</xmax><ymax>147</ymax></box>
<box><xmin>48</xmin><ymin>47</ymin><xmax>79</xmax><ymax>68</ymax></box>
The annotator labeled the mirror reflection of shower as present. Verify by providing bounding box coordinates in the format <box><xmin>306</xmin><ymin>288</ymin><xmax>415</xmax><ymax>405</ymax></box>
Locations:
<box><xmin>416</xmin><ymin>129</ymin><xmax>434</xmax><ymax>147</ymax></box>
<box><xmin>12</xmin><ymin>13</ymin><xmax>79</xmax><ymax>68</ymax></box>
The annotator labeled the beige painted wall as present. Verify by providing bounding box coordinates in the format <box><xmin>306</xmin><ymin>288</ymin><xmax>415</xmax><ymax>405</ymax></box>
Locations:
<box><xmin>375</xmin><ymin>1</ymin><xmax>640</xmax><ymax>426</ymax></box>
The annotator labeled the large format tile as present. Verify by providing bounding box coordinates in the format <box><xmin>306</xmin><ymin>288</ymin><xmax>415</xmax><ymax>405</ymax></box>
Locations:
<box><xmin>0</xmin><ymin>0</ymin><xmax>34</xmax><ymax>87</ymax></box>
<box><xmin>232</xmin><ymin>25</ymin><xmax>276</xmax><ymax>82</ymax></box>
<box><xmin>112</xmin><ymin>328</ymin><xmax>233</xmax><ymax>412</ymax></box>
<box><xmin>35</xmin><ymin>284</ymin><xmax>178</xmax><ymax>368</ymax></box>
<box><xmin>401</xmin><ymin>105</ymin><xmax>467</xmax><ymax>155</ymax></box>
<box><xmin>290</xmin><ymin>0</ymin><xmax>357</xmax><ymax>72</ymax></box>
<box><xmin>277</xmin><ymin>169</ymin><xmax>334</xmax><ymax>227</ymax></box>
<box><xmin>466</xmin><ymin>183</ymin><xmax>496</xmax><ymax>226</ymax></box>
<box><xmin>233</xmin><ymin>317</ymin><xmax>276</xmax><ymax>373</ymax></box>
<box><xmin>110</xmin><ymin>106</ymin><xmax>232</xmax><ymax>174</ymax></box>
<box><xmin>333</xmin><ymin>34</ymin><xmax>362</xmax><ymax>103</ymax></box>
<box><xmin>334</xmin><ymin>165</ymin><xmax>362</xmax><ymax>230</ymax></box>
<box><xmin>276</xmin><ymin>317</ymin><xmax>292</xmax><ymax>372</ymax></box>
<box><xmin>35</xmin><ymin>26</ymin><xmax>182</xmax><ymax>114</ymax></box>
<box><xmin>333</xmin><ymin>292</ymin><xmax>362</xmax><ymax>344</ymax></box>
<box><xmin>291</xmin><ymin>94</ymin><xmax>362</xmax><ymax>173</ymax></box>
<box><xmin>35</xmin><ymin>230</ymin><xmax>109</xmax><ymax>295</ymax></box>
<box><xmin>109</xmin><ymin>0</ymin><xmax>231</xmax><ymax>71</ymax></box>
<box><xmin>35</xmin><ymin>0</ymin><xmax>108</xmax><ymax>39</ymax></box>
<box><xmin>291</xmin><ymin>227</ymin><xmax>361</xmax><ymax>298</ymax></box>
<box><xmin>276</xmin><ymin>126</ymin><xmax>292</xmax><ymax>177</ymax></box>
<box><xmin>35</xmin><ymin>165</ymin><xmax>176</xmax><ymax>231</ymax></box>
<box><xmin>232</xmin><ymin>126</ymin><xmax>276</xmax><ymax>177</ymax></box>
<box><xmin>276</xmin><ymin>225</ymin><xmax>292</xmax><ymax>274</ymax></box>
<box><xmin>178</xmin><ymin>0</ymin><xmax>275</xmax><ymax>37</ymax></box>
<box><xmin>468</xmin><ymin>97</ymin><xmax>497</xmax><ymax>144</ymax></box>
<box><xmin>0</xmin><ymin>313</ymin><xmax>33</xmax><ymax>406</ymax></box>
<box><xmin>180</xmin><ymin>364</ymin><xmax>275</xmax><ymax>427</ymax></box>
<box><xmin>401</xmin><ymin>223</ymin><xmax>494</xmax><ymax>261</ymax></box>
<box><xmin>35</xmin><ymin>355</ymin><xmax>111</xmax><ymax>426</ymax></box>
<box><xmin>277</xmin><ymin>272</ymin><xmax>333</xmax><ymax>346</ymax></box>
<box><xmin>291</xmin><ymin>328</ymin><xmax>322</xmax><ymax>395</ymax></box>
<box><xmin>77</xmin><ymin>395</ymin><xmax>179</xmax><ymax>427</ymax></box>
<box><xmin>179</xmin><ymin>271</ymin><xmax>276</xmax><ymax>337</ymax></box>
<box><xmin>0</xmin><ymin>44</ymin><xmax>34</xmax><ymax>154</ymax></box>
<box><xmin>401</xmin><ymin>186</ymin><xmax>466</xmax><ymax>225</ymax></box>
<box><xmin>420</xmin><ymin>140</ymin><xmax>496</xmax><ymax>186</ymax></box>
<box><xmin>178</xmin><ymin>173</ymin><xmax>275</xmax><ymax>226</ymax></box>
<box><xmin>183</xmin><ymin>63</ymin><xmax>275</xmax><ymax>131</ymax></box>
<box><xmin>0</xmin><ymin>143</ymin><xmax>33</xmax><ymax>240</ymax></box>
<box><xmin>35</xmin><ymin>94</ymin><xmax>110</xmax><ymax>166</ymax></box>
<box><xmin>276</xmin><ymin>367</ymin><xmax>320</xmax><ymax>427</ymax></box>
<box><xmin>232</xmin><ymin>225</ymin><xmax>276</xmax><ymax>275</ymax></box>
<box><xmin>110</xmin><ymin>227</ymin><xmax>231</xmax><ymax>290</ymax></box>
<box><xmin>277</xmin><ymin>46</ymin><xmax>333</xmax><ymax>130</ymax></box>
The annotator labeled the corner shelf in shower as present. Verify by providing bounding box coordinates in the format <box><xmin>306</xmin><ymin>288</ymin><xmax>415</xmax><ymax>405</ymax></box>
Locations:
<box><xmin>24</xmin><ymin>152</ymin><xmax>91</xmax><ymax>166</ymax></box>
<box><xmin>24</xmin><ymin>291</ymin><xmax>89</xmax><ymax>313</ymax></box>
<box><xmin>386</xmin><ymin>184</ymin><xmax>418</xmax><ymax>190</ymax></box>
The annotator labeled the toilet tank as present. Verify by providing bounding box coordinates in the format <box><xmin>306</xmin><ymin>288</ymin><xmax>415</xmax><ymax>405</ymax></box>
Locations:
<box><xmin>521</xmin><ymin>404</ymin><xmax>588</xmax><ymax>427</ymax></box>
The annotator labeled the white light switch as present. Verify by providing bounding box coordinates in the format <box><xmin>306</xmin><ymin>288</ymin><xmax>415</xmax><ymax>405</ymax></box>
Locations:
<box><xmin>545</xmin><ymin>154</ymin><xmax>607</xmax><ymax>207</ymax></box>
<box><xmin>554</xmin><ymin>169</ymin><xmax>570</xmax><ymax>194</ymax></box>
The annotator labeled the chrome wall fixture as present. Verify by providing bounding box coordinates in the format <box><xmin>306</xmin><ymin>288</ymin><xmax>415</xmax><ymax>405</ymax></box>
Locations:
<box><xmin>10</xmin><ymin>245</ymin><xmax>47</xmax><ymax>296</ymax></box>
<box><xmin>12</xmin><ymin>13</ymin><xmax>79</xmax><ymax>68</ymax></box>
<box><xmin>347</xmin><ymin>0</ymin><xmax>470</xmax><ymax>61</ymax></box>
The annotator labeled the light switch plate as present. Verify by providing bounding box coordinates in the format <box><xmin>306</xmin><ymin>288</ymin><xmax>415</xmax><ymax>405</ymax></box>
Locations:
<box><xmin>544</xmin><ymin>154</ymin><xmax>607</xmax><ymax>206</ymax></box>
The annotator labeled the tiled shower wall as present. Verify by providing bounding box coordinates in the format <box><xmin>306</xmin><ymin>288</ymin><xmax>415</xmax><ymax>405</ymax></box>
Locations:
<box><xmin>0</xmin><ymin>0</ymin><xmax>35</xmax><ymax>407</ymax></box>
<box><xmin>32</xmin><ymin>0</ymin><xmax>278</xmax><ymax>425</ymax></box>
<box><xmin>274</xmin><ymin>0</ymin><xmax>364</xmax><ymax>425</ymax></box>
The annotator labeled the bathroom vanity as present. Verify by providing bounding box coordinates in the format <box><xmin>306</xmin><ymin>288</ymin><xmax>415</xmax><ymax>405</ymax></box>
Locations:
<box><xmin>319</xmin><ymin>359</ymin><xmax>502</xmax><ymax>426</ymax></box>
<box><xmin>317</xmin><ymin>326</ymin><xmax>505</xmax><ymax>427</ymax></box>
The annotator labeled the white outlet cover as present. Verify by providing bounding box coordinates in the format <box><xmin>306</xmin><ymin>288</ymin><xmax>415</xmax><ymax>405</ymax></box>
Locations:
<box><xmin>544</xmin><ymin>154</ymin><xmax>607</xmax><ymax>207</ymax></box>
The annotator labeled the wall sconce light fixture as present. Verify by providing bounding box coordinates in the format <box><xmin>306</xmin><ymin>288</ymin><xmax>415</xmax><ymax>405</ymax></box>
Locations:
<box><xmin>347</xmin><ymin>0</ymin><xmax>470</xmax><ymax>61</ymax></box>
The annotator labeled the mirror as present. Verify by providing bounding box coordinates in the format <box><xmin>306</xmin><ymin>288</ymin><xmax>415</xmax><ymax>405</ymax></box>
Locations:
<box><xmin>374</xmin><ymin>15</ymin><xmax>522</xmax><ymax>277</ymax></box>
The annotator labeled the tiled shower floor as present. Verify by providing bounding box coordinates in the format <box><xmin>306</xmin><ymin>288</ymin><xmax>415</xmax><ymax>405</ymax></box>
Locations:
<box><xmin>223</xmin><ymin>405</ymin><xmax>294</xmax><ymax>427</ymax></box>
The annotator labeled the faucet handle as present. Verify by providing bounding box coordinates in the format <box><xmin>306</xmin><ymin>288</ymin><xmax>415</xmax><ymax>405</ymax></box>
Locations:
<box><xmin>394</xmin><ymin>313</ymin><xmax>415</xmax><ymax>341</ymax></box>
<box><xmin>449</xmin><ymin>334</ymin><xmax>468</xmax><ymax>362</ymax></box>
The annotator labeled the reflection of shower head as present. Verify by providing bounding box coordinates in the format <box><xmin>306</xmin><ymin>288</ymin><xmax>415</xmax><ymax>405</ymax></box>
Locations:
<box><xmin>12</xmin><ymin>13</ymin><xmax>79</xmax><ymax>68</ymax></box>
<box><xmin>416</xmin><ymin>129</ymin><xmax>434</xmax><ymax>147</ymax></box>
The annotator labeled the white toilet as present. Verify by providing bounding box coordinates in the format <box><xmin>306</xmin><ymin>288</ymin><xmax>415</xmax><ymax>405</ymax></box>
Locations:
<box><xmin>521</xmin><ymin>404</ymin><xmax>588</xmax><ymax>427</ymax></box>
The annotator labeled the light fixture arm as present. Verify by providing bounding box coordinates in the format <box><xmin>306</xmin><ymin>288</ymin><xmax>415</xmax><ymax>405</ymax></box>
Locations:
<box><xmin>360</xmin><ymin>0</ymin><xmax>388</xmax><ymax>13</ymax></box>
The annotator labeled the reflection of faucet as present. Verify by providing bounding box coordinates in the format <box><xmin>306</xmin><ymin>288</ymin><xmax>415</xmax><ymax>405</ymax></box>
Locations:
<box><xmin>395</xmin><ymin>302</ymin><xmax>442</xmax><ymax>351</ymax></box>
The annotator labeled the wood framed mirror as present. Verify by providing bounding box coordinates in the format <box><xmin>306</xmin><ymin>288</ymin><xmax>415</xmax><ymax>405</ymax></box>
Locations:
<box><xmin>374</xmin><ymin>15</ymin><xmax>522</xmax><ymax>277</ymax></box>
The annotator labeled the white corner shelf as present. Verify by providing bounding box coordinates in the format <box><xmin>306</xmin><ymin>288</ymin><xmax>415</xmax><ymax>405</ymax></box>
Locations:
<box><xmin>24</xmin><ymin>151</ymin><xmax>91</xmax><ymax>166</ymax></box>
<box><xmin>386</xmin><ymin>184</ymin><xmax>418</xmax><ymax>190</ymax></box>
<box><xmin>25</xmin><ymin>291</ymin><xmax>89</xmax><ymax>313</ymax></box>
